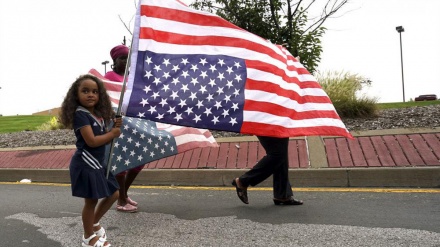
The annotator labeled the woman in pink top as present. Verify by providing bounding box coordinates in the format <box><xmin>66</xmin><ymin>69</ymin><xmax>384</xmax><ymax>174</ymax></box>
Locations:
<box><xmin>104</xmin><ymin>45</ymin><xmax>127</xmax><ymax>82</ymax></box>
<box><xmin>104</xmin><ymin>45</ymin><xmax>145</xmax><ymax>213</ymax></box>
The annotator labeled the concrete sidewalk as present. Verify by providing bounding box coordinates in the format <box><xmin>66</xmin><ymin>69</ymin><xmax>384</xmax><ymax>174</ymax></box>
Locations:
<box><xmin>1</xmin><ymin>128</ymin><xmax>440</xmax><ymax>188</ymax></box>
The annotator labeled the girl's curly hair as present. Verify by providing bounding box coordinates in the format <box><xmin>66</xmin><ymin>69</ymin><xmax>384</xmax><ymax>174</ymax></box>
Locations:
<box><xmin>59</xmin><ymin>74</ymin><xmax>114</xmax><ymax>128</ymax></box>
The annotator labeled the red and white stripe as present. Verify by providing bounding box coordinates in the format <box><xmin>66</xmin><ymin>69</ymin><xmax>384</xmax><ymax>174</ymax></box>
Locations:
<box><xmin>123</xmin><ymin>0</ymin><xmax>352</xmax><ymax>138</ymax></box>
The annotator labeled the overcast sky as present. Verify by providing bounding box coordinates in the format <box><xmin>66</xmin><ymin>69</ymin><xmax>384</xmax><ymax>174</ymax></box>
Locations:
<box><xmin>0</xmin><ymin>0</ymin><xmax>439</xmax><ymax>116</ymax></box>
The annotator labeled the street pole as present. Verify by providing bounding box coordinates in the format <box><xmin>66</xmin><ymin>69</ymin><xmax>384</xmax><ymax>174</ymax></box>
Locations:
<box><xmin>0</xmin><ymin>86</ymin><xmax>2</xmax><ymax>116</ymax></box>
<box><xmin>396</xmin><ymin>26</ymin><xmax>405</xmax><ymax>102</ymax></box>
<box><xmin>101</xmin><ymin>60</ymin><xmax>109</xmax><ymax>74</ymax></box>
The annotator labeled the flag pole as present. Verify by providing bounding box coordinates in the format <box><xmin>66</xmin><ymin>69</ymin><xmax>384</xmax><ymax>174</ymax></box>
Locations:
<box><xmin>106</xmin><ymin>39</ymin><xmax>134</xmax><ymax>178</ymax></box>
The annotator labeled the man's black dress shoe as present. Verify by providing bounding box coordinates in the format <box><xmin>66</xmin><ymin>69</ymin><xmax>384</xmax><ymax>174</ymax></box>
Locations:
<box><xmin>273</xmin><ymin>197</ymin><xmax>303</xmax><ymax>205</ymax></box>
<box><xmin>232</xmin><ymin>178</ymin><xmax>248</xmax><ymax>204</ymax></box>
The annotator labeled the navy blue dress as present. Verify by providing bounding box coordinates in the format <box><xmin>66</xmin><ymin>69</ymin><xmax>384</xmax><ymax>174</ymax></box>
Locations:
<box><xmin>69</xmin><ymin>106</ymin><xmax>119</xmax><ymax>199</ymax></box>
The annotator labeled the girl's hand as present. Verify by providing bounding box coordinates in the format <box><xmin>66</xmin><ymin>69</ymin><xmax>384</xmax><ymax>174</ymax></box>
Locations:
<box><xmin>111</xmin><ymin>115</ymin><xmax>122</xmax><ymax>138</ymax></box>
<box><xmin>110</xmin><ymin>127</ymin><xmax>122</xmax><ymax>138</ymax></box>
<box><xmin>113</xmin><ymin>115</ymin><xmax>122</xmax><ymax>128</ymax></box>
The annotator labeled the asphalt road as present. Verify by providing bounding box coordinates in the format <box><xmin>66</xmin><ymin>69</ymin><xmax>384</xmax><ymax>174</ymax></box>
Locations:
<box><xmin>1</xmin><ymin>183</ymin><xmax>439</xmax><ymax>247</ymax></box>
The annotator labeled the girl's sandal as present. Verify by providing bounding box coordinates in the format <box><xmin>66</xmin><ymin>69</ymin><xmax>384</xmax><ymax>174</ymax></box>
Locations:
<box><xmin>93</xmin><ymin>222</ymin><xmax>107</xmax><ymax>241</ymax></box>
<box><xmin>126</xmin><ymin>197</ymin><xmax>138</xmax><ymax>206</ymax></box>
<box><xmin>82</xmin><ymin>233</ymin><xmax>111</xmax><ymax>247</ymax></box>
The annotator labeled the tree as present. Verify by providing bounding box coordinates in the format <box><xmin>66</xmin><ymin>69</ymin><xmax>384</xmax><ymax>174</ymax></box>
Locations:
<box><xmin>191</xmin><ymin>0</ymin><xmax>349</xmax><ymax>73</ymax></box>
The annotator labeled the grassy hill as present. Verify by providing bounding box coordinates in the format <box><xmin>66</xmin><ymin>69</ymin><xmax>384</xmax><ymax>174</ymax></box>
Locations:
<box><xmin>0</xmin><ymin>115</ymin><xmax>53</xmax><ymax>134</ymax></box>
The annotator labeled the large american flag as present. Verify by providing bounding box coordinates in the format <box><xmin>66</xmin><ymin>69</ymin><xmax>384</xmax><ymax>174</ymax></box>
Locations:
<box><xmin>88</xmin><ymin>69</ymin><xmax>218</xmax><ymax>175</ymax></box>
<box><xmin>121</xmin><ymin>0</ymin><xmax>352</xmax><ymax>139</ymax></box>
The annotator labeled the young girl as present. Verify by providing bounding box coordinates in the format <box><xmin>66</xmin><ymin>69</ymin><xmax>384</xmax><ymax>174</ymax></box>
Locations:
<box><xmin>60</xmin><ymin>74</ymin><xmax>122</xmax><ymax>247</ymax></box>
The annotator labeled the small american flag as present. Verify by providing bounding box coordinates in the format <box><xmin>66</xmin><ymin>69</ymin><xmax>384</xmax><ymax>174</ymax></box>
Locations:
<box><xmin>89</xmin><ymin>69</ymin><xmax>218</xmax><ymax>175</ymax></box>
<box><xmin>121</xmin><ymin>0</ymin><xmax>352</xmax><ymax>139</ymax></box>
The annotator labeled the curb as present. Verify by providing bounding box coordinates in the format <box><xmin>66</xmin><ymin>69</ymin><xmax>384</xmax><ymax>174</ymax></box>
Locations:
<box><xmin>1</xmin><ymin>167</ymin><xmax>439</xmax><ymax>188</ymax></box>
<box><xmin>2</xmin><ymin>127</ymin><xmax>440</xmax><ymax>188</ymax></box>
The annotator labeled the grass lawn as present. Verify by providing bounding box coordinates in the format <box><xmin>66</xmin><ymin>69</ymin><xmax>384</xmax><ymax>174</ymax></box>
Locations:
<box><xmin>0</xmin><ymin>115</ymin><xmax>52</xmax><ymax>134</ymax></box>
<box><xmin>377</xmin><ymin>100</ymin><xmax>440</xmax><ymax>109</ymax></box>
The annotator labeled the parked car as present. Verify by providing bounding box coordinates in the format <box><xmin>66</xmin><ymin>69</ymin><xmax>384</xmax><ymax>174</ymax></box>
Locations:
<box><xmin>414</xmin><ymin>94</ymin><xmax>437</xmax><ymax>101</ymax></box>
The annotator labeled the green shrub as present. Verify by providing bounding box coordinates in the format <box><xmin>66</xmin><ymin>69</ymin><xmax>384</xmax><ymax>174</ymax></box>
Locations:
<box><xmin>332</xmin><ymin>97</ymin><xmax>378</xmax><ymax>118</ymax></box>
<box><xmin>36</xmin><ymin>116</ymin><xmax>64</xmax><ymax>131</ymax></box>
<box><xmin>316</xmin><ymin>71</ymin><xmax>379</xmax><ymax>118</ymax></box>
